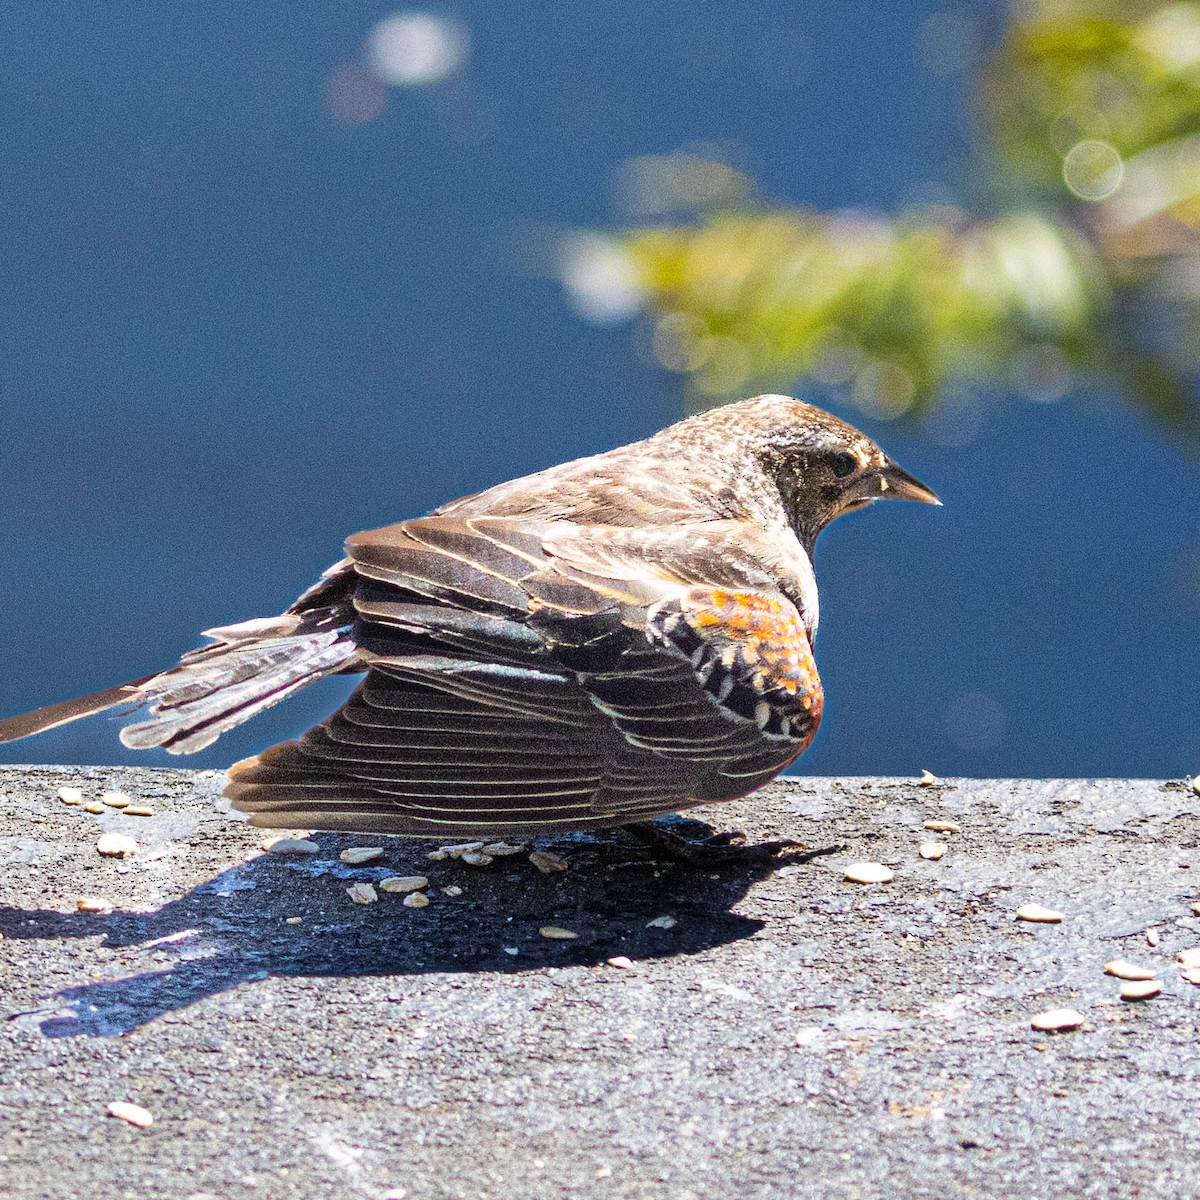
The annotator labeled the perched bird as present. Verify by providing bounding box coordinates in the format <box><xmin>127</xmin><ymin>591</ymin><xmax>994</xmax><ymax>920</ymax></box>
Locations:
<box><xmin>0</xmin><ymin>395</ymin><xmax>937</xmax><ymax>861</ymax></box>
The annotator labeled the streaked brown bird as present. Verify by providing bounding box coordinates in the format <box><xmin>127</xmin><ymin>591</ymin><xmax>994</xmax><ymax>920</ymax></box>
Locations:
<box><xmin>0</xmin><ymin>395</ymin><xmax>938</xmax><ymax>860</ymax></box>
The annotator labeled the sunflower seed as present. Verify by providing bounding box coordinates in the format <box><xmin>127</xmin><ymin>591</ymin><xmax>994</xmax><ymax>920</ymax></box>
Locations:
<box><xmin>346</xmin><ymin>882</ymin><xmax>378</xmax><ymax>905</ymax></box>
<box><xmin>529</xmin><ymin>850</ymin><xmax>568</xmax><ymax>874</ymax></box>
<box><xmin>1181</xmin><ymin>967</ymin><xmax>1200</xmax><ymax>985</ymax></box>
<box><xmin>403</xmin><ymin>892</ymin><xmax>430</xmax><ymax>908</ymax></box>
<box><xmin>1146</xmin><ymin>926</ymin><xmax>1160</xmax><ymax>947</ymax></box>
<box><xmin>76</xmin><ymin>896</ymin><xmax>113</xmax><ymax>913</ymax></box>
<box><xmin>101</xmin><ymin>791</ymin><xmax>131</xmax><ymax>809</ymax></box>
<box><xmin>919</xmin><ymin>769</ymin><xmax>939</xmax><ymax>785</ymax></box>
<box><xmin>922</xmin><ymin>820</ymin><xmax>961</xmax><ymax>833</ymax></box>
<box><xmin>379</xmin><ymin>876</ymin><xmax>428</xmax><ymax>894</ymax></box>
<box><xmin>340</xmin><ymin>847</ymin><xmax>384</xmax><ymax>865</ymax></box>
<box><xmin>1030</xmin><ymin>1008</ymin><xmax>1084</xmax><ymax>1033</ymax></box>
<box><xmin>106</xmin><ymin>1101</ymin><xmax>153</xmax><ymax>1129</ymax></box>
<box><xmin>1104</xmin><ymin>960</ymin><xmax>1156</xmax><ymax>981</ymax></box>
<box><xmin>1177</xmin><ymin>947</ymin><xmax>1200</xmax><ymax>970</ymax></box>
<box><xmin>1016</xmin><ymin>904</ymin><xmax>1064</xmax><ymax>924</ymax></box>
<box><xmin>123</xmin><ymin>806</ymin><xmax>154</xmax><ymax>817</ymax></box>
<box><xmin>84</xmin><ymin>802</ymin><xmax>105</xmax><ymax>814</ymax></box>
<box><xmin>96</xmin><ymin>833</ymin><xmax>138</xmax><ymax>858</ymax></box>
<box><xmin>264</xmin><ymin>838</ymin><xmax>319</xmax><ymax>855</ymax></box>
<box><xmin>460</xmin><ymin>851</ymin><xmax>494</xmax><ymax>866</ymax></box>
<box><xmin>919</xmin><ymin>842</ymin><xmax>947</xmax><ymax>861</ymax></box>
<box><xmin>539</xmin><ymin>925</ymin><xmax>578</xmax><ymax>940</ymax></box>
<box><xmin>606</xmin><ymin>955</ymin><xmax>634</xmax><ymax>969</ymax></box>
<box><xmin>844</xmin><ymin>862</ymin><xmax>894</xmax><ymax>885</ymax></box>
<box><xmin>57</xmin><ymin>786</ymin><xmax>84</xmax><ymax>805</ymax></box>
<box><xmin>481</xmin><ymin>842</ymin><xmax>526</xmax><ymax>856</ymax></box>
<box><xmin>1120</xmin><ymin>979</ymin><xmax>1162</xmax><ymax>1001</ymax></box>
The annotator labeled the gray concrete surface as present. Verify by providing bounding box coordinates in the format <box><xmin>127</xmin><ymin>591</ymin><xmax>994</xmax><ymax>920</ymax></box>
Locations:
<box><xmin>2</xmin><ymin>767</ymin><xmax>1199</xmax><ymax>1199</ymax></box>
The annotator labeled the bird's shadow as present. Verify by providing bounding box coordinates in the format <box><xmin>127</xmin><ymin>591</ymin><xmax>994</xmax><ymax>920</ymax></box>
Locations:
<box><xmin>1</xmin><ymin>819</ymin><xmax>787</xmax><ymax>1038</ymax></box>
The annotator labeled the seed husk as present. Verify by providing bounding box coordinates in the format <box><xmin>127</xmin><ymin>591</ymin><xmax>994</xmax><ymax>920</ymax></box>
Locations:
<box><xmin>264</xmin><ymin>838</ymin><xmax>319</xmax><ymax>856</ymax></box>
<box><xmin>919</xmin><ymin>842</ymin><xmax>947</xmax><ymax>861</ymax></box>
<box><xmin>1105</xmin><ymin>960</ymin><xmax>1156</xmax><ymax>982</ymax></box>
<box><xmin>460</xmin><ymin>851</ymin><xmax>494</xmax><ymax>866</ymax></box>
<box><xmin>922</xmin><ymin>819</ymin><xmax>961</xmax><ymax>833</ymax></box>
<box><xmin>918</xmin><ymin>769</ymin><xmax>939</xmax><ymax>786</ymax></box>
<box><xmin>57</xmin><ymin>786</ymin><xmax>84</xmax><ymax>805</ymax></box>
<box><xmin>101</xmin><ymin>791</ymin><xmax>131</xmax><ymax>809</ymax></box>
<box><xmin>441</xmin><ymin>885</ymin><xmax>463</xmax><ymax>897</ymax></box>
<box><xmin>403</xmin><ymin>892</ymin><xmax>429</xmax><ymax>908</ymax></box>
<box><xmin>346</xmin><ymin>882</ymin><xmax>378</xmax><ymax>905</ymax></box>
<box><xmin>1120</xmin><ymin>979</ymin><xmax>1162</xmax><ymax>1001</ymax></box>
<box><xmin>646</xmin><ymin>914</ymin><xmax>678</xmax><ymax>929</ymax></box>
<box><xmin>1016</xmin><ymin>904</ymin><xmax>1064</xmax><ymax>924</ymax></box>
<box><xmin>529</xmin><ymin>850</ymin><xmax>568</xmax><ymax>874</ymax></box>
<box><xmin>443</xmin><ymin>841</ymin><xmax>485</xmax><ymax>855</ymax></box>
<box><xmin>539</xmin><ymin>925</ymin><xmax>578</xmax><ymax>940</ymax></box>
<box><xmin>481</xmin><ymin>842</ymin><xmax>525</xmax><ymax>856</ymax></box>
<box><xmin>76</xmin><ymin>896</ymin><xmax>113</xmax><ymax>914</ymax></box>
<box><xmin>106</xmin><ymin>1101</ymin><xmax>153</xmax><ymax>1129</ymax></box>
<box><xmin>96</xmin><ymin>833</ymin><xmax>138</xmax><ymax>858</ymax></box>
<box><xmin>340</xmin><ymin>847</ymin><xmax>384</xmax><ymax>865</ymax></box>
<box><xmin>1030</xmin><ymin>1008</ymin><xmax>1085</xmax><ymax>1033</ymax></box>
<box><xmin>379</xmin><ymin>875</ymin><xmax>428</xmax><ymax>894</ymax></box>
<box><xmin>844</xmin><ymin>862</ymin><xmax>894</xmax><ymax>885</ymax></box>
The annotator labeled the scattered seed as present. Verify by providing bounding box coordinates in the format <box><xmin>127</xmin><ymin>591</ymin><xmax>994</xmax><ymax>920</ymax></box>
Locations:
<box><xmin>794</xmin><ymin>1027</ymin><xmax>823</xmax><ymax>1047</ymax></box>
<box><xmin>1177</xmin><ymin>947</ymin><xmax>1200</xmax><ymax>970</ymax></box>
<box><xmin>922</xmin><ymin>820</ymin><xmax>960</xmax><ymax>833</ymax></box>
<box><xmin>481</xmin><ymin>842</ymin><xmax>525</xmax><ymax>856</ymax></box>
<box><xmin>646</xmin><ymin>915</ymin><xmax>678</xmax><ymax>929</ymax></box>
<box><xmin>441</xmin><ymin>885</ymin><xmax>463</xmax><ymax>897</ymax></box>
<box><xmin>285</xmin><ymin>917</ymin><xmax>302</xmax><ymax>925</ymax></box>
<box><xmin>503</xmin><ymin>946</ymin><xmax>519</xmax><ymax>956</ymax></box>
<box><xmin>76</xmin><ymin>896</ymin><xmax>113</xmax><ymax>914</ymax></box>
<box><xmin>460</xmin><ymin>851</ymin><xmax>494</xmax><ymax>866</ymax></box>
<box><xmin>426</xmin><ymin>849</ymin><xmax>449</xmax><ymax>861</ymax></box>
<box><xmin>919</xmin><ymin>842</ymin><xmax>947</xmax><ymax>861</ymax></box>
<box><xmin>57</xmin><ymin>786</ymin><xmax>84</xmax><ymax>805</ymax></box>
<box><xmin>1191</xmin><ymin>776</ymin><xmax>1200</xmax><ymax>797</ymax></box>
<box><xmin>403</xmin><ymin>892</ymin><xmax>430</xmax><ymax>909</ymax></box>
<box><xmin>1181</xmin><ymin>967</ymin><xmax>1200</xmax><ymax>986</ymax></box>
<box><xmin>106</xmin><ymin>1101</ymin><xmax>153</xmax><ymax>1129</ymax></box>
<box><xmin>1146</xmin><ymin>926</ymin><xmax>1161</xmax><ymax>947</ymax></box>
<box><xmin>346</xmin><ymin>882</ymin><xmax>378</xmax><ymax>905</ymax></box>
<box><xmin>918</xmin><ymin>769</ymin><xmax>939</xmax><ymax>785</ymax></box>
<box><xmin>539</xmin><ymin>925</ymin><xmax>578</xmax><ymax>940</ymax></box>
<box><xmin>84</xmin><ymin>802</ymin><xmax>105</xmax><ymax>814</ymax></box>
<box><xmin>96</xmin><ymin>833</ymin><xmax>138</xmax><ymax>858</ymax></box>
<box><xmin>1191</xmin><ymin>902</ymin><xmax>1200</xmax><ymax>917</ymax></box>
<box><xmin>1030</xmin><ymin>1008</ymin><xmax>1085</xmax><ymax>1033</ymax></box>
<box><xmin>1105</xmin><ymin>960</ymin><xmax>1157</xmax><ymax>982</ymax></box>
<box><xmin>123</xmin><ymin>806</ymin><xmax>154</xmax><ymax>817</ymax></box>
<box><xmin>101</xmin><ymin>791</ymin><xmax>131</xmax><ymax>809</ymax></box>
<box><xmin>340</xmin><ymin>847</ymin><xmax>384</xmax><ymax>865</ymax></box>
<box><xmin>443</xmin><ymin>841</ymin><xmax>485</xmax><ymax>855</ymax></box>
<box><xmin>606</xmin><ymin>955</ymin><xmax>634</xmax><ymax>970</ymax></box>
<box><xmin>379</xmin><ymin>876</ymin><xmax>428</xmax><ymax>894</ymax></box>
<box><xmin>1120</xmin><ymin>979</ymin><xmax>1162</xmax><ymax>1001</ymax></box>
<box><xmin>529</xmin><ymin>850</ymin><xmax>568</xmax><ymax>874</ymax></box>
<box><xmin>844</xmin><ymin>862</ymin><xmax>894</xmax><ymax>885</ymax></box>
<box><xmin>1016</xmin><ymin>904</ymin><xmax>1064</xmax><ymax>924</ymax></box>
<box><xmin>264</xmin><ymin>838</ymin><xmax>319</xmax><ymax>856</ymax></box>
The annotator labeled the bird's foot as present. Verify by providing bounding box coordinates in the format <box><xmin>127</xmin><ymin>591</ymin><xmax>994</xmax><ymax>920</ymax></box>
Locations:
<box><xmin>623</xmin><ymin>821</ymin><xmax>843</xmax><ymax>867</ymax></box>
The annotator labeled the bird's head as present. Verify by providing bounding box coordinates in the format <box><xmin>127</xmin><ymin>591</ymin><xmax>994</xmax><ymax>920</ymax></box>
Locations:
<box><xmin>730</xmin><ymin>395</ymin><xmax>941</xmax><ymax>553</ymax></box>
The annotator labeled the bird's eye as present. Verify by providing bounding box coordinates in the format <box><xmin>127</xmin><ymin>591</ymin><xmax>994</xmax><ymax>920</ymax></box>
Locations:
<box><xmin>830</xmin><ymin>452</ymin><xmax>858</xmax><ymax>479</ymax></box>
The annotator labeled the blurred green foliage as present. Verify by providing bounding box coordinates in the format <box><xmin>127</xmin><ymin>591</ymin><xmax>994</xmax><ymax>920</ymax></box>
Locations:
<box><xmin>592</xmin><ymin>0</ymin><xmax>1200</xmax><ymax>444</ymax></box>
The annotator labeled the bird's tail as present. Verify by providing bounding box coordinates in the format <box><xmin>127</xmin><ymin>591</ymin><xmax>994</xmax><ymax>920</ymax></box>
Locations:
<box><xmin>0</xmin><ymin>616</ymin><xmax>360</xmax><ymax>755</ymax></box>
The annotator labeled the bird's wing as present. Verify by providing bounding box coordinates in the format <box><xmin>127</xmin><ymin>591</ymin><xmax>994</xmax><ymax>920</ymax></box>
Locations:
<box><xmin>227</xmin><ymin>516</ymin><xmax>821</xmax><ymax>836</ymax></box>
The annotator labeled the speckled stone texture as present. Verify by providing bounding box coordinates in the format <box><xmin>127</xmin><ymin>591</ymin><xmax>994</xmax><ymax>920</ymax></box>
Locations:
<box><xmin>1</xmin><ymin>768</ymin><xmax>1199</xmax><ymax>1199</ymax></box>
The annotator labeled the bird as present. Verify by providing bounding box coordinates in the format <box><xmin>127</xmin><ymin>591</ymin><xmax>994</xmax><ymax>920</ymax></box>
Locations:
<box><xmin>0</xmin><ymin>394</ymin><xmax>938</xmax><ymax>862</ymax></box>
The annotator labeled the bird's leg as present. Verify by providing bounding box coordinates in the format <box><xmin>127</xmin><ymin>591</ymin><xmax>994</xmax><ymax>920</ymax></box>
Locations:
<box><xmin>623</xmin><ymin>821</ymin><xmax>843</xmax><ymax>866</ymax></box>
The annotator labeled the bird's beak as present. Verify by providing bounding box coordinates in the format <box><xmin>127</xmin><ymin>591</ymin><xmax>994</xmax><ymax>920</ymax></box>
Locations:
<box><xmin>877</xmin><ymin>459</ymin><xmax>941</xmax><ymax>505</ymax></box>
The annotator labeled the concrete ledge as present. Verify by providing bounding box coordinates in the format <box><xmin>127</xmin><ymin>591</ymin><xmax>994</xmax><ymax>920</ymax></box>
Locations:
<box><xmin>2</xmin><ymin>768</ymin><xmax>1199</xmax><ymax>1197</ymax></box>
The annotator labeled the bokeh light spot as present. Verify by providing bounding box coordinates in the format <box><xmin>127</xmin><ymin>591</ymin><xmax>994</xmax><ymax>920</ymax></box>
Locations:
<box><xmin>558</xmin><ymin>235</ymin><xmax>645</xmax><ymax>324</ymax></box>
<box><xmin>325</xmin><ymin>62</ymin><xmax>388</xmax><ymax>125</ymax></box>
<box><xmin>1063</xmin><ymin>140</ymin><xmax>1124</xmax><ymax>202</ymax></box>
<box><xmin>366</xmin><ymin>12</ymin><xmax>469</xmax><ymax>86</ymax></box>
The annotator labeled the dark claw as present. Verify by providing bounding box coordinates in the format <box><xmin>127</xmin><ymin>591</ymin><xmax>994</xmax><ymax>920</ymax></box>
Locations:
<box><xmin>623</xmin><ymin>821</ymin><xmax>843</xmax><ymax>867</ymax></box>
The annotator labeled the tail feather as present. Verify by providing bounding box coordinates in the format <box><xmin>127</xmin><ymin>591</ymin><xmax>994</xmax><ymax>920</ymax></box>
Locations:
<box><xmin>0</xmin><ymin>678</ymin><xmax>155</xmax><ymax>745</ymax></box>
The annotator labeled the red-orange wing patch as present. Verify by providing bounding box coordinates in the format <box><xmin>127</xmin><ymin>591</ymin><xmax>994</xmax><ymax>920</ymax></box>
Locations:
<box><xmin>649</xmin><ymin>587</ymin><xmax>823</xmax><ymax>748</ymax></box>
